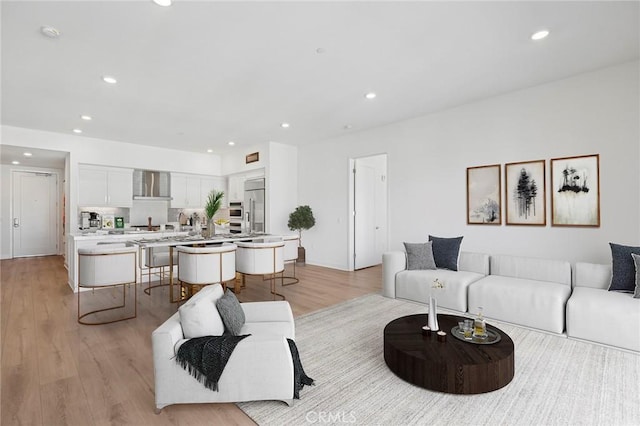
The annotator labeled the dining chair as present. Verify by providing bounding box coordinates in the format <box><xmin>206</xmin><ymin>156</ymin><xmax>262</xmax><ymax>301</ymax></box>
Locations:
<box><xmin>176</xmin><ymin>243</ymin><xmax>237</xmax><ymax>301</ymax></box>
<box><xmin>77</xmin><ymin>243</ymin><xmax>137</xmax><ymax>325</ymax></box>
<box><xmin>235</xmin><ymin>239</ymin><xmax>285</xmax><ymax>300</ymax></box>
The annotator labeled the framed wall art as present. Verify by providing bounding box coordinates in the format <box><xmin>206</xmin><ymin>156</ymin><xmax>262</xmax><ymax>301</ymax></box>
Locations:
<box><xmin>466</xmin><ymin>164</ymin><xmax>501</xmax><ymax>225</ymax></box>
<box><xmin>550</xmin><ymin>154</ymin><xmax>600</xmax><ymax>227</ymax></box>
<box><xmin>505</xmin><ymin>160</ymin><xmax>546</xmax><ymax>226</ymax></box>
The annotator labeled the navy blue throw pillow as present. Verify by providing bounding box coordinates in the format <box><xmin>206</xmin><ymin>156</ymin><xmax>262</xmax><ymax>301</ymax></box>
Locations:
<box><xmin>608</xmin><ymin>243</ymin><xmax>640</xmax><ymax>293</ymax></box>
<box><xmin>428</xmin><ymin>235</ymin><xmax>463</xmax><ymax>271</ymax></box>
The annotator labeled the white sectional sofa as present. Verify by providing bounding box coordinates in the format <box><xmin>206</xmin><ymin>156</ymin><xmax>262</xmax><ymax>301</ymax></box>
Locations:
<box><xmin>566</xmin><ymin>262</ymin><xmax>640</xmax><ymax>352</ymax></box>
<box><xmin>383</xmin><ymin>250</ymin><xmax>639</xmax><ymax>352</ymax></box>
<box><xmin>468</xmin><ymin>254</ymin><xmax>572</xmax><ymax>334</ymax></box>
<box><xmin>383</xmin><ymin>251</ymin><xmax>489</xmax><ymax>312</ymax></box>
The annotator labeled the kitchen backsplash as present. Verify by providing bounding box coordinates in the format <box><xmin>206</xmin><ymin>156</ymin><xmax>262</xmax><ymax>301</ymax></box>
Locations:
<box><xmin>78</xmin><ymin>203</ymin><xmax>230</xmax><ymax>229</ymax></box>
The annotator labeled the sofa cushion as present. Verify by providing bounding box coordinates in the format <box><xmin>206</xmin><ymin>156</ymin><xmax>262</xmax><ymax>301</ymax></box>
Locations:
<box><xmin>468</xmin><ymin>275</ymin><xmax>571</xmax><ymax>334</ymax></box>
<box><xmin>428</xmin><ymin>235</ymin><xmax>463</xmax><ymax>271</ymax></box>
<box><xmin>179</xmin><ymin>284</ymin><xmax>225</xmax><ymax>338</ymax></box>
<box><xmin>566</xmin><ymin>286</ymin><xmax>640</xmax><ymax>352</ymax></box>
<box><xmin>608</xmin><ymin>243</ymin><xmax>640</xmax><ymax>293</ymax></box>
<box><xmin>403</xmin><ymin>242</ymin><xmax>436</xmax><ymax>270</ymax></box>
<box><xmin>395</xmin><ymin>269</ymin><xmax>485</xmax><ymax>312</ymax></box>
<box><xmin>490</xmin><ymin>254</ymin><xmax>571</xmax><ymax>285</ymax></box>
<box><xmin>633</xmin><ymin>253</ymin><xmax>640</xmax><ymax>299</ymax></box>
<box><xmin>216</xmin><ymin>289</ymin><xmax>246</xmax><ymax>336</ymax></box>
<box><xmin>574</xmin><ymin>262</ymin><xmax>611</xmax><ymax>290</ymax></box>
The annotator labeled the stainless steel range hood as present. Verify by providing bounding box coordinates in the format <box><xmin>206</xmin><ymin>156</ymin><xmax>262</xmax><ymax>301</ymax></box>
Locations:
<box><xmin>132</xmin><ymin>170</ymin><xmax>172</xmax><ymax>200</ymax></box>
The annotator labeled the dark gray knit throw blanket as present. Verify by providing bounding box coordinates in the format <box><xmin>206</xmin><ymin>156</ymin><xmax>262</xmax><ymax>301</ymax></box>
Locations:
<box><xmin>176</xmin><ymin>334</ymin><xmax>249</xmax><ymax>392</ymax></box>
<box><xmin>176</xmin><ymin>335</ymin><xmax>314</xmax><ymax>398</ymax></box>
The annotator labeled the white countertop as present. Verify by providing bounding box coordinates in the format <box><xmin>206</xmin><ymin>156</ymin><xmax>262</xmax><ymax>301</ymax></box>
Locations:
<box><xmin>69</xmin><ymin>230</ymin><xmax>190</xmax><ymax>241</ymax></box>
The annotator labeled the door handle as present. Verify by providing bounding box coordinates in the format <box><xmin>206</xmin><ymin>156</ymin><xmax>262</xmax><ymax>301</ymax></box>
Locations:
<box><xmin>13</xmin><ymin>218</ymin><xmax>19</xmax><ymax>228</ymax></box>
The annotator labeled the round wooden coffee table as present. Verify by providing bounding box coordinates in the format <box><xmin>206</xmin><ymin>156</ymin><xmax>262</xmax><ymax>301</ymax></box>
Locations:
<box><xmin>384</xmin><ymin>314</ymin><xmax>514</xmax><ymax>394</ymax></box>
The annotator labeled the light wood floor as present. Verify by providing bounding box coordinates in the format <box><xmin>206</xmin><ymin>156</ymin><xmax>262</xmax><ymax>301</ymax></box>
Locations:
<box><xmin>1</xmin><ymin>255</ymin><xmax>381</xmax><ymax>425</ymax></box>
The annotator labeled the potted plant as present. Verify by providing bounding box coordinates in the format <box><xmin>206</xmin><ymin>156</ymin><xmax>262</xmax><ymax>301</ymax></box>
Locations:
<box><xmin>204</xmin><ymin>190</ymin><xmax>224</xmax><ymax>237</ymax></box>
<box><xmin>288</xmin><ymin>205</ymin><xmax>315</xmax><ymax>264</ymax></box>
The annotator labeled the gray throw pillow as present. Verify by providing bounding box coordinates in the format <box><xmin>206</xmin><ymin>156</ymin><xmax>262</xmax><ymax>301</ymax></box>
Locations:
<box><xmin>428</xmin><ymin>235</ymin><xmax>463</xmax><ymax>271</ymax></box>
<box><xmin>216</xmin><ymin>289</ymin><xmax>246</xmax><ymax>335</ymax></box>
<box><xmin>403</xmin><ymin>242</ymin><xmax>437</xmax><ymax>270</ymax></box>
<box><xmin>633</xmin><ymin>253</ymin><xmax>640</xmax><ymax>299</ymax></box>
<box><xmin>608</xmin><ymin>243</ymin><xmax>640</xmax><ymax>293</ymax></box>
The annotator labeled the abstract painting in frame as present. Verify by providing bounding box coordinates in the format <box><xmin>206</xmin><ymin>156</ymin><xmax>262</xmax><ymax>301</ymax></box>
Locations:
<box><xmin>467</xmin><ymin>164</ymin><xmax>501</xmax><ymax>225</ymax></box>
<box><xmin>505</xmin><ymin>160</ymin><xmax>546</xmax><ymax>226</ymax></box>
<box><xmin>550</xmin><ymin>154</ymin><xmax>600</xmax><ymax>227</ymax></box>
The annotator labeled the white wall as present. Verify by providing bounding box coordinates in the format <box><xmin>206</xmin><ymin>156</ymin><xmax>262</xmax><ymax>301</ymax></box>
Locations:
<box><xmin>221</xmin><ymin>142</ymin><xmax>269</xmax><ymax>176</ymax></box>
<box><xmin>1</xmin><ymin>125</ymin><xmax>222</xmax><ymax>174</ymax></box>
<box><xmin>298</xmin><ymin>61</ymin><xmax>640</xmax><ymax>269</ymax></box>
<box><xmin>267</xmin><ymin>142</ymin><xmax>298</xmax><ymax>235</ymax></box>
<box><xmin>0</xmin><ymin>164</ymin><xmax>64</xmax><ymax>259</ymax></box>
<box><xmin>1</xmin><ymin>125</ymin><xmax>223</xmax><ymax>257</ymax></box>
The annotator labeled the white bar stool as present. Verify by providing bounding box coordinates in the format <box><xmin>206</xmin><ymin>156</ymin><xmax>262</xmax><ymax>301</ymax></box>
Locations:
<box><xmin>78</xmin><ymin>244</ymin><xmax>138</xmax><ymax>325</ymax></box>
<box><xmin>235</xmin><ymin>239</ymin><xmax>285</xmax><ymax>300</ymax></box>
<box><xmin>176</xmin><ymin>243</ymin><xmax>237</xmax><ymax>301</ymax></box>
<box><xmin>142</xmin><ymin>246</ymin><xmax>178</xmax><ymax>295</ymax></box>
<box><xmin>282</xmin><ymin>234</ymin><xmax>300</xmax><ymax>286</ymax></box>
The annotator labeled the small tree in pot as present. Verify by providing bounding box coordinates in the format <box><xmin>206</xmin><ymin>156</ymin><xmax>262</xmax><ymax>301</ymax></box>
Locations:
<box><xmin>288</xmin><ymin>205</ymin><xmax>315</xmax><ymax>264</ymax></box>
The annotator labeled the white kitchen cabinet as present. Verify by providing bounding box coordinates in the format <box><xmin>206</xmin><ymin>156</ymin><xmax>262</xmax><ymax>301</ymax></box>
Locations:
<box><xmin>200</xmin><ymin>176</ymin><xmax>227</xmax><ymax>207</ymax></box>
<box><xmin>227</xmin><ymin>171</ymin><xmax>264</xmax><ymax>202</ymax></box>
<box><xmin>171</xmin><ymin>174</ymin><xmax>201</xmax><ymax>208</ymax></box>
<box><xmin>227</xmin><ymin>175</ymin><xmax>245</xmax><ymax>202</ymax></box>
<box><xmin>78</xmin><ymin>165</ymin><xmax>133</xmax><ymax>207</ymax></box>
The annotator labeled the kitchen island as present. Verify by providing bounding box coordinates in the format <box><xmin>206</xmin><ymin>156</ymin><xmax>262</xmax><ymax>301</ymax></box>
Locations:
<box><xmin>67</xmin><ymin>230</ymin><xmax>273</xmax><ymax>293</ymax></box>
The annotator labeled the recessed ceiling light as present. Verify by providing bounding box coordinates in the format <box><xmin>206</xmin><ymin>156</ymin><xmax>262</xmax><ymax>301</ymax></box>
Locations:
<box><xmin>343</xmin><ymin>124</ymin><xmax>353</xmax><ymax>130</ymax></box>
<box><xmin>73</xmin><ymin>128</ymin><xmax>82</xmax><ymax>134</ymax></box>
<box><xmin>102</xmin><ymin>75</ymin><xmax>117</xmax><ymax>84</ymax></box>
<box><xmin>531</xmin><ymin>30</ymin><xmax>550</xmax><ymax>41</ymax></box>
<box><xmin>316</xmin><ymin>48</ymin><xmax>326</xmax><ymax>54</ymax></box>
<box><xmin>207</xmin><ymin>149</ymin><xmax>213</xmax><ymax>153</ymax></box>
<box><xmin>23</xmin><ymin>152</ymin><xmax>33</xmax><ymax>157</ymax></box>
<box><xmin>280</xmin><ymin>123</ymin><xmax>290</xmax><ymax>129</ymax></box>
<box><xmin>40</xmin><ymin>26</ymin><xmax>60</xmax><ymax>38</ymax></box>
<box><xmin>228</xmin><ymin>141</ymin><xmax>235</xmax><ymax>146</ymax></box>
<box><xmin>80</xmin><ymin>115</ymin><xmax>92</xmax><ymax>121</ymax></box>
<box><xmin>152</xmin><ymin>0</ymin><xmax>172</xmax><ymax>6</ymax></box>
<box><xmin>365</xmin><ymin>92</ymin><xmax>377</xmax><ymax>100</ymax></box>
<box><xmin>11</xmin><ymin>161</ymin><xmax>20</xmax><ymax>165</ymax></box>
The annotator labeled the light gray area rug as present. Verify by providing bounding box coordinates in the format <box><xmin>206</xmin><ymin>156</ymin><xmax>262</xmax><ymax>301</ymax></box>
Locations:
<box><xmin>238</xmin><ymin>294</ymin><xmax>640</xmax><ymax>426</ymax></box>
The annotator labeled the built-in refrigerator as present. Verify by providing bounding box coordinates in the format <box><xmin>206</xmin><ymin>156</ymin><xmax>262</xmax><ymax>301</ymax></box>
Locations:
<box><xmin>244</xmin><ymin>178</ymin><xmax>265</xmax><ymax>233</ymax></box>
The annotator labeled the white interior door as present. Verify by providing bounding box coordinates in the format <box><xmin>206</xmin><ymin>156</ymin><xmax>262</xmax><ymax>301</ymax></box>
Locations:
<box><xmin>354</xmin><ymin>156</ymin><xmax>388</xmax><ymax>269</ymax></box>
<box><xmin>12</xmin><ymin>171</ymin><xmax>58</xmax><ymax>257</ymax></box>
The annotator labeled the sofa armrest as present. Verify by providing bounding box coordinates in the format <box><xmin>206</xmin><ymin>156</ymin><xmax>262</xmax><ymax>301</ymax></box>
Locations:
<box><xmin>382</xmin><ymin>251</ymin><xmax>407</xmax><ymax>298</ymax></box>
<box><xmin>242</xmin><ymin>301</ymin><xmax>294</xmax><ymax>324</ymax></box>
<box><xmin>152</xmin><ymin>312</ymin><xmax>184</xmax><ymax>380</ymax></box>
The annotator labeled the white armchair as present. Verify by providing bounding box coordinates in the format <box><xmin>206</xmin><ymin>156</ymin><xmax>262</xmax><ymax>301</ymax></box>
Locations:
<box><xmin>152</xmin><ymin>284</ymin><xmax>296</xmax><ymax>412</ymax></box>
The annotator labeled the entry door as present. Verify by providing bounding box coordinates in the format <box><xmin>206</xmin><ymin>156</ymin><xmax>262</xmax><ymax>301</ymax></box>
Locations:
<box><xmin>12</xmin><ymin>171</ymin><xmax>58</xmax><ymax>257</ymax></box>
<box><xmin>354</xmin><ymin>157</ymin><xmax>387</xmax><ymax>269</ymax></box>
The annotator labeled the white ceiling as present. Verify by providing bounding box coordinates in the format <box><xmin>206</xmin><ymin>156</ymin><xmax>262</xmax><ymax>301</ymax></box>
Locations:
<box><xmin>2</xmin><ymin>1</ymin><xmax>639</xmax><ymax>157</ymax></box>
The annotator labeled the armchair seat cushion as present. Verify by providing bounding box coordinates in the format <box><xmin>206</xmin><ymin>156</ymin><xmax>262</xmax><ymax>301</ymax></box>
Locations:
<box><xmin>241</xmin><ymin>321</ymin><xmax>294</xmax><ymax>338</ymax></box>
